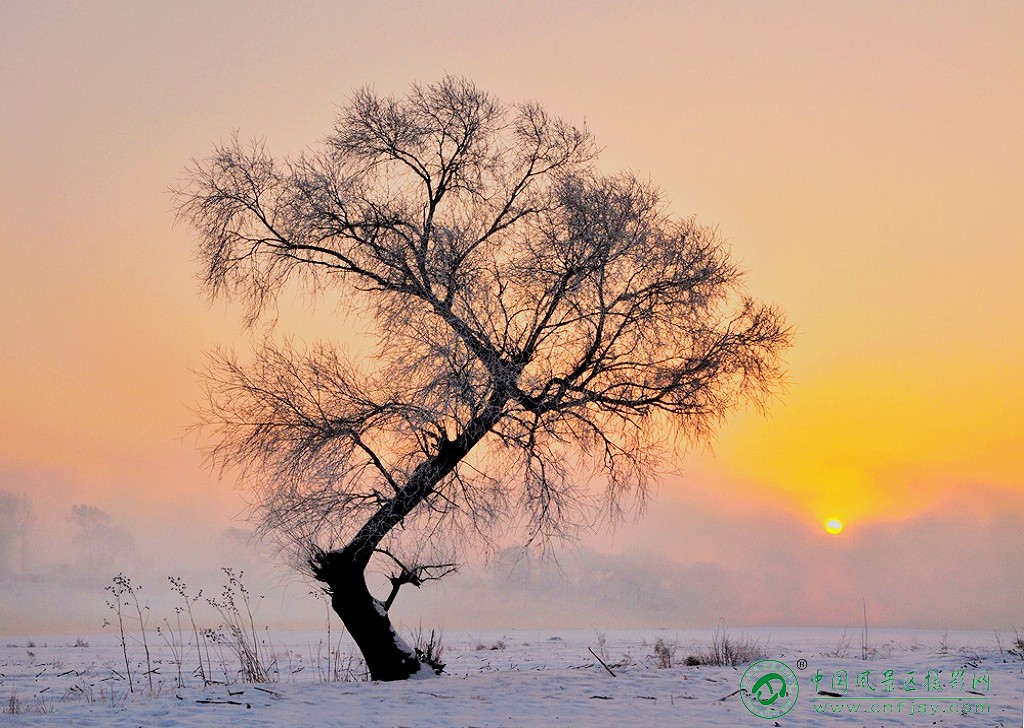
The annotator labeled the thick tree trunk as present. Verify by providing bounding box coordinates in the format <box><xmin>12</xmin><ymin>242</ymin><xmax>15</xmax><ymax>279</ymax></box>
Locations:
<box><xmin>311</xmin><ymin>395</ymin><xmax>512</xmax><ymax>679</ymax></box>
<box><xmin>313</xmin><ymin>549</ymin><xmax>427</xmax><ymax>681</ymax></box>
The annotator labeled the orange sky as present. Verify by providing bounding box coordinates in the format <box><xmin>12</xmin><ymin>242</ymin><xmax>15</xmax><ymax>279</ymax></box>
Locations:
<box><xmin>0</xmin><ymin>1</ymin><xmax>1020</xmax><ymax>631</ymax></box>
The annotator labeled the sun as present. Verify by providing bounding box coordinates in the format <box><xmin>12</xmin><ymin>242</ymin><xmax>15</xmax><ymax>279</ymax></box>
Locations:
<box><xmin>825</xmin><ymin>518</ymin><xmax>844</xmax><ymax>535</ymax></box>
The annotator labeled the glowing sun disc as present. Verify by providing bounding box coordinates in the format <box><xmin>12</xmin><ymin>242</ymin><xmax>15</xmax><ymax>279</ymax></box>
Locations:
<box><xmin>825</xmin><ymin>518</ymin><xmax>844</xmax><ymax>534</ymax></box>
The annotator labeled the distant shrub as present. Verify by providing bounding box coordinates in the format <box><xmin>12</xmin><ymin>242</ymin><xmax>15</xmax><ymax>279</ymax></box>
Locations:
<box><xmin>691</xmin><ymin>627</ymin><xmax>769</xmax><ymax>667</ymax></box>
<box><xmin>475</xmin><ymin>639</ymin><xmax>506</xmax><ymax>651</ymax></box>
<box><xmin>652</xmin><ymin>638</ymin><xmax>675</xmax><ymax>668</ymax></box>
<box><xmin>826</xmin><ymin>628</ymin><xmax>852</xmax><ymax>658</ymax></box>
<box><xmin>1009</xmin><ymin>629</ymin><xmax>1024</xmax><ymax>662</ymax></box>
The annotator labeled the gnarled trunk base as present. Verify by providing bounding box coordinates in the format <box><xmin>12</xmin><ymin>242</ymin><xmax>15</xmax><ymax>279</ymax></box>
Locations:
<box><xmin>312</xmin><ymin>549</ymin><xmax>428</xmax><ymax>681</ymax></box>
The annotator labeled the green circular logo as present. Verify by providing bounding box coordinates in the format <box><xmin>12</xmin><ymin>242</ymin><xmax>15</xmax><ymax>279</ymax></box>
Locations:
<box><xmin>739</xmin><ymin>659</ymin><xmax>800</xmax><ymax>719</ymax></box>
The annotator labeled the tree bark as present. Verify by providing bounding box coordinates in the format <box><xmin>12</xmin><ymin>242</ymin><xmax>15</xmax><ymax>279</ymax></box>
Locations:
<box><xmin>314</xmin><ymin>548</ymin><xmax>426</xmax><ymax>681</ymax></box>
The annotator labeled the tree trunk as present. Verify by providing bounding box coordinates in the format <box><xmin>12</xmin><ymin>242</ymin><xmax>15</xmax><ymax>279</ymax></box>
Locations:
<box><xmin>311</xmin><ymin>396</ymin><xmax>512</xmax><ymax>679</ymax></box>
<box><xmin>314</xmin><ymin>549</ymin><xmax>427</xmax><ymax>681</ymax></box>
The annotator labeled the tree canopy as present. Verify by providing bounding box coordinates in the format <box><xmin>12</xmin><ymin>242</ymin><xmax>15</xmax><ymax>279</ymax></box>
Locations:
<box><xmin>176</xmin><ymin>76</ymin><xmax>789</xmax><ymax>678</ymax></box>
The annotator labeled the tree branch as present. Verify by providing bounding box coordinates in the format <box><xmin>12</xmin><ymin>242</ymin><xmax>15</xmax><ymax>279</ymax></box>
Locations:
<box><xmin>375</xmin><ymin>548</ymin><xmax>458</xmax><ymax>611</ymax></box>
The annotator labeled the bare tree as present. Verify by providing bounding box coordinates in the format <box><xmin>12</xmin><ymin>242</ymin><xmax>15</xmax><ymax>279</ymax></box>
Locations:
<box><xmin>176</xmin><ymin>77</ymin><xmax>790</xmax><ymax>680</ymax></box>
<box><xmin>69</xmin><ymin>504</ymin><xmax>135</xmax><ymax>577</ymax></box>
<box><xmin>0</xmin><ymin>491</ymin><xmax>32</xmax><ymax>576</ymax></box>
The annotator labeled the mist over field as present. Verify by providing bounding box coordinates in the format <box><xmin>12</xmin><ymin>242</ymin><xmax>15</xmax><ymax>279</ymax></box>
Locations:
<box><xmin>3</xmin><ymin>459</ymin><xmax>1019</xmax><ymax>636</ymax></box>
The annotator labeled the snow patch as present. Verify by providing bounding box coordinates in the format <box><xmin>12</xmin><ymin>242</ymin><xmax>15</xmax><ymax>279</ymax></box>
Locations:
<box><xmin>2</xmin><ymin>628</ymin><xmax>1017</xmax><ymax>725</ymax></box>
<box><xmin>406</xmin><ymin>661</ymin><xmax>436</xmax><ymax>680</ymax></box>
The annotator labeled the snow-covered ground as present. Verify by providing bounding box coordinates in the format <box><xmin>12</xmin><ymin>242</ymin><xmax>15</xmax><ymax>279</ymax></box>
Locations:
<box><xmin>1</xmin><ymin>628</ymin><xmax>1021</xmax><ymax>726</ymax></box>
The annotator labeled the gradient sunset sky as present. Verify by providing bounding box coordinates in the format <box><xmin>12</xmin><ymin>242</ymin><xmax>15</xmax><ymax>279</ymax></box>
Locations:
<box><xmin>1</xmin><ymin>1</ymin><xmax>1020</xmax><ymax>632</ymax></box>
